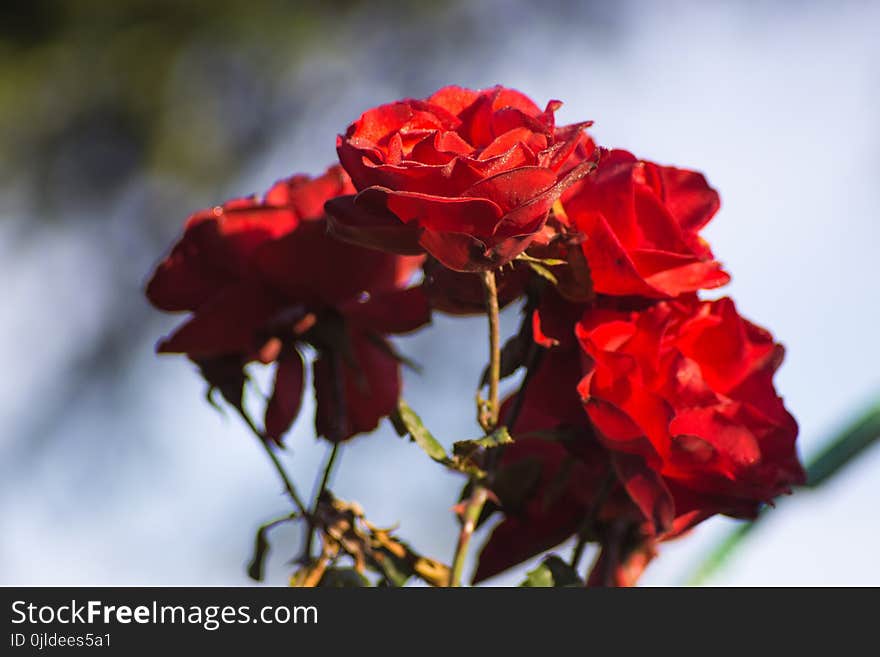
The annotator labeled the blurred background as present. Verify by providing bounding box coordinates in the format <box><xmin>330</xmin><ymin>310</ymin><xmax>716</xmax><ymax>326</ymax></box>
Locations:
<box><xmin>2</xmin><ymin>0</ymin><xmax>878</xmax><ymax>586</ymax></box>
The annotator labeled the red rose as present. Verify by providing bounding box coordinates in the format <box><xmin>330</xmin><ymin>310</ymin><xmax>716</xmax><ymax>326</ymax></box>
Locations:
<box><xmin>325</xmin><ymin>85</ymin><xmax>598</xmax><ymax>272</ymax></box>
<box><xmin>558</xmin><ymin>149</ymin><xmax>730</xmax><ymax>297</ymax></box>
<box><xmin>576</xmin><ymin>295</ymin><xmax>805</xmax><ymax>532</ymax></box>
<box><xmin>475</xmin><ymin>291</ymin><xmax>804</xmax><ymax>585</ymax></box>
<box><xmin>146</xmin><ymin>166</ymin><xmax>429</xmax><ymax>443</ymax></box>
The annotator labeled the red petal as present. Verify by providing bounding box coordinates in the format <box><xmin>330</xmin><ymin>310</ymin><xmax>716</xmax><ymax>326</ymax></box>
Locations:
<box><xmin>634</xmin><ymin>249</ymin><xmax>731</xmax><ymax>296</ymax></box>
<box><xmin>255</xmin><ymin>218</ymin><xmax>411</xmax><ymax>307</ymax></box>
<box><xmin>644</xmin><ymin>162</ymin><xmax>720</xmax><ymax>232</ymax></box>
<box><xmin>417</xmin><ymin>229</ymin><xmax>542</xmax><ymax>272</ymax></box>
<box><xmin>264</xmin><ymin>350</ymin><xmax>305</xmax><ymax>444</ymax></box>
<box><xmin>478</xmin><ymin>127</ymin><xmax>545</xmax><ymax>161</ymax></box>
<box><xmin>587</xmin><ymin>541</ymin><xmax>657</xmax><ymax>587</ymax></box>
<box><xmin>493</xmin><ymin>156</ymin><xmax>598</xmax><ymax>239</ymax></box>
<box><xmin>612</xmin><ymin>453</ymin><xmax>674</xmax><ymax>534</ymax></box>
<box><xmin>463</xmin><ymin>166</ymin><xmax>557</xmax><ymax>215</ymax></box>
<box><xmin>489</xmin><ymin>86</ymin><xmax>543</xmax><ymax>116</ymax></box>
<box><xmin>426</xmin><ymin>85</ymin><xmax>482</xmax><ymax>116</ymax></box>
<box><xmin>146</xmin><ymin>211</ymin><xmax>236</xmax><ymax>312</ymax></box>
<box><xmin>340</xmin><ymin>285</ymin><xmax>431</xmax><ymax>334</ymax></box>
<box><xmin>583</xmin><ymin>396</ymin><xmax>663</xmax><ymax>461</ymax></box>
<box><xmin>264</xmin><ymin>166</ymin><xmax>354</xmax><ymax>219</ymax></box>
<box><xmin>313</xmin><ymin>332</ymin><xmax>400</xmax><ymax>442</ymax></box>
<box><xmin>541</xmin><ymin>122</ymin><xmax>594</xmax><ymax>171</ymax></box>
<box><xmin>473</xmin><ymin>509</ymin><xmax>581</xmax><ymax>584</ymax></box>
<box><xmin>324</xmin><ymin>192</ymin><xmax>425</xmax><ymax>255</ymax></box>
<box><xmin>146</xmin><ymin>204</ymin><xmax>297</xmax><ymax>312</ymax></box>
<box><xmin>385</xmin><ymin>189</ymin><xmax>503</xmax><ymax>238</ymax></box>
<box><xmin>156</xmin><ymin>280</ymin><xmax>278</xmax><ymax>358</ymax></box>
<box><xmin>577</xmin><ymin>210</ymin><xmax>667</xmax><ymax>297</ymax></box>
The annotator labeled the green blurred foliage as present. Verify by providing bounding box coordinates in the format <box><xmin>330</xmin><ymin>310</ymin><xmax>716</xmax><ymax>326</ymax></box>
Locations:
<box><xmin>0</xmin><ymin>0</ymin><xmax>441</xmax><ymax>211</ymax></box>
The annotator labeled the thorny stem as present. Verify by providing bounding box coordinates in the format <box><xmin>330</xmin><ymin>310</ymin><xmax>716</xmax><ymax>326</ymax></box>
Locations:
<box><xmin>450</xmin><ymin>269</ymin><xmax>501</xmax><ymax>587</ymax></box>
<box><xmin>481</xmin><ymin>270</ymin><xmax>502</xmax><ymax>431</ymax></box>
<box><xmin>235</xmin><ymin>405</ymin><xmax>308</xmax><ymax>516</ymax></box>
<box><xmin>449</xmin><ymin>486</ymin><xmax>488</xmax><ymax>587</ymax></box>
<box><xmin>318</xmin><ymin>443</ymin><xmax>341</xmax><ymax>503</ymax></box>
<box><xmin>300</xmin><ymin>352</ymin><xmax>347</xmax><ymax>563</ymax></box>
<box><xmin>301</xmin><ymin>442</ymin><xmax>341</xmax><ymax>563</ymax></box>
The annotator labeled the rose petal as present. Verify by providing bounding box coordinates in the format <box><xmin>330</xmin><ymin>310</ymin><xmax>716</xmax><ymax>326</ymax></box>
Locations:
<box><xmin>313</xmin><ymin>331</ymin><xmax>400</xmax><ymax>442</ymax></box>
<box><xmin>146</xmin><ymin>204</ymin><xmax>297</xmax><ymax>312</ymax></box>
<box><xmin>463</xmin><ymin>166</ymin><xmax>557</xmax><ymax>215</ymax></box>
<box><xmin>264</xmin><ymin>349</ymin><xmax>306</xmax><ymax>444</ymax></box>
<box><xmin>256</xmin><ymin>218</ymin><xmax>410</xmax><ymax>306</ymax></box>
<box><xmin>324</xmin><ymin>192</ymin><xmax>425</xmax><ymax>256</ymax></box>
<box><xmin>264</xmin><ymin>166</ymin><xmax>353</xmax><ymax>219</ymax></box>
<box><xmin>612</xmin><ymin>453</ymin><xmax>675</xmax><ymax>534</ymax></box>
<box><xmin>473</xmin><ymin>507</ymin><xmax>581</xmax><ymax>584</ymax></box>
<box><xmin>385</xmin><ymin>189</ymin><xmax>503</xmax><ymax>237</ymax></box>
<box><xmin>643</xmin><ymin>162</ymin><xmax>720</xmax><ymax>232</ymax></box>
<box><xmin>156</xmin><ymin>280</ymin><xmax>278</xmax><ymax>358</ymax></box>
<box><xmin>340</xmin><ymin>285</ymin><xmax>431</xmax><ymax>335</ymax></box>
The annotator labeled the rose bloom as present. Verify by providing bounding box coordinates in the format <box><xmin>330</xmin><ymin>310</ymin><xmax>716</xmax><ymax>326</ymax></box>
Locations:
<box><xmin>577</xmin><ymin>295</ymin><xmax>805</xmax><ymax>532</ymax></box>
<box><xmin>325</xmin><ymin>85</ymin><xmax>597</xmax><ymax>272</ymax></box>
<box><xmin>146</xmin><ymin>166</ymin><xmax>428</xmax><ymax>443</ymax></box>
<box><xmin>556</xmin><ymin>148</ymin><xmax>730</xmax><ymax>298</ymax></box>
<box><xmin>474</xmin><ymin>291</ymin><xmax>804</xmax><ymax>585</ymax></box>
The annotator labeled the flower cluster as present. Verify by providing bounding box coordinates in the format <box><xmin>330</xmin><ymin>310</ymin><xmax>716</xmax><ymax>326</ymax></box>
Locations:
<box><xmin>147</xmin><ymin>85</ymin><xmax>804</xmax><ymax>586</ymax></box>
<box><xmin>146</xmin><ymin>166</ymin><xmax>428</xmax><ymax>443</ymax></box>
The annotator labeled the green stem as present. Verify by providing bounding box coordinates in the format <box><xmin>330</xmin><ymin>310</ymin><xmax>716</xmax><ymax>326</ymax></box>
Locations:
<box><xmin>236</xmin><ymin>406</ymin><xmax>308</xmax><ymax>516</ymax></box>
<box><xmin>317</xmin><ymin>443</ymin><xmax>341</xmax><ymax>499</ymax></box>
<box><xmin>482</xmin><ymin>269</ymin><xmax>501</xmax><ymax>430</ymax></box>
<box><xmin>449</xmin><ymin>485</ymin><xmax>489</xmax><ymax>587</ymax></box>
<box><xmin>301</xmin><ymin>442</ymin><xmax>341</xmax><ymax>562</ymax></box>
<box><xmin>450</xmin><ymin>269</ymin><xmax>501</xmax><ymax>587</ymax></box>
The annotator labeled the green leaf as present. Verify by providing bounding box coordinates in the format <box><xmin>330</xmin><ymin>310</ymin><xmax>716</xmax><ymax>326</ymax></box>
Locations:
<box><xmin>686</xmin><ymin>397</ymin><xmax>880</xmax><ymax>585</ymax></box>
<box><xmin>318</xmin><ymin>568</ymin><xmax>371</xmax><ymax>587</ymax></box>
<box><xmin>516</xmin><ymin>253</ymin><xmax>567</xmax><ymax>266</ymax></box>
<box><xmin>451</xmin><ymin>427</ymin><xmax>513</xmax><ymax>475</ymax></box>
<box><xmin>685</xmin><ymin>522</ymin><xmax>756</xmax><ymax>587</ymax></box>
<box><xmin>805</xmin><ymin>399</ymin><xmax>880</xmax><ymax>487</ymax></box>
<box><xmin>520</xmin><ymin>555</ymin><xmax>584</xmax><ymax>587</ymax></box>
<box><xmin>453</xmin><ymin>426</ymin><xmax>514</xmax><ymax>453</ymax></box>
<box><xmin>391</xmin><ymin>399</ymin><xmax>448</xmax><ymax>463</ymax></box>
<box><xmin>246</xmin><ymin>526</ymin><xmax>271</xmax><ymax>582</ymax></box>
<box><xmin>525</xmin><ymin>261</ymin><xmax>558</xmax><ymax>285</ymax></box>
<box><xmin>246</xmin><ymin>514</ymin><xmax>296</xmax><ymax>582</ymax></box>
<box><xmin>392</xmin><ymin>400</ymin><xmax>510</xmax><ymax>477</ymax></box>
